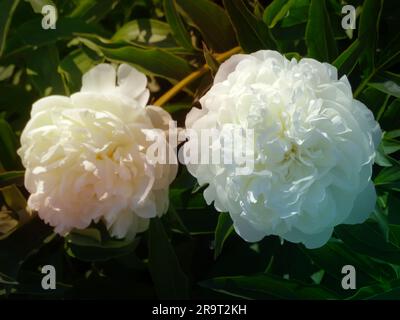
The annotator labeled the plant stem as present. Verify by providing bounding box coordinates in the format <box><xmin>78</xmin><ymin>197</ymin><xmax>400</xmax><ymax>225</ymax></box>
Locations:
<box><xmin>154</xmin><ymin>46</ymin><xmax>242</xmax><ymax>107</ymax></box>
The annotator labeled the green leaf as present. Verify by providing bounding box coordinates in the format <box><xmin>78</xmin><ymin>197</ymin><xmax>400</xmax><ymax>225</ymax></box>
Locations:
<box><xmin>335</xmin><ymin>221</ymin><xmax>400</xmax><ymax>265</ymax></box>
<box><xmin>26</xmin><ymin>45</ymin><xmax>66</xmax><ymax>96</ymax></box>
<box><xmin>148</xmin><ymin>218</ymin><xmax>189</xmax><ymax>299</ymax></box>
<box><xmin>214</xmin><ymin>213</ymin><xmax>234</xmax><ymax>259</ymax></box>
<box><xmin>78</xmin><ymin>36</ymin><xmax>194</xmax><ymax>81</ymax></box>
<box><xmin>65</xmin><ymin>228</ymin><xmax>140</xmax><ymax>262</ymax></box>
<box><xmin>389</xmin><ymin>224</ymin><xmax>400</xmax><ymax>246</ymax></box>
<box><xmin>200</xmin><ymin>273</ymin><xmax>338</xmax><ymax>299</ymax></box>
<box><xmin>4</xmin><ymin>18</ymin><xmax>105</xmax><ymax>58</ymax></box>
<box><xmin>0</xmin><ymin>0</ymin><xmax>20</xmax><ymax>57</ymax></box>
<box><xmin>382</xmin><ymin>138</ymin><xmax>400</xmax><ymax>155</ymax></box>
<box><xmin>203</xmin><ymin>43</ymin><xmax>219</xmax><ymax>76</ymax></box>
<box><xmin>263</xmin><ymin>0</ymin><xmax>295</xmax><ymax>28</ymax></box>
<box><xmin>1</xmin><ymin>185</ymin><xmax>30</xmax><ymax>224</ymax></box>
<box><xmin>375</xmin><ymin>165</ymin><xmax>400</xmax><ymax>186</ymax></box>
<box><xmin>25</xmin><ymin>0</ymin><xmax>55</xmax><ymax>13</ymax></box>
<box><xmin>0</xmin><ymin>118</ymin><xmax>20</xmax><ymax>171</ymax></box>
<box><xmin>223</xmin><ymin>0</ymin><xmax>276</xmax><ymax>53</ymax></box>
<box><xmin>163</xmin><ymin>102</ymin><xmax>191</xmax><ymax>114</ymax></box>
<box><xmin>349</xmin><ymin>279</ymin><xmax>400</xmax><ymax>300</ymax></box>
<box><xmin>358</xmin><ymin>0</ymin><xmax>384</xmax><ymax>74</ymax></box>
<box><xmin>0</xmin><ymin>84</ymin><xmax>34</xmax><ymax>131</ymax></box>
<box><xmin>367</xmin><ymin>82</ymin><xmax>400</xmax><ymax>99</ymax></box>
<box><xmin>0</xmin><ymin>216</ymin><xmax>53</xmax><ymax>280</ymax></box>
<box><xmin>377</xmin><ymin>71</ymin><xmax>400</xmax><ymax>86</ymax></box>
<box><xmin>0</xmin><ymin>171</ymin><xmax>24</xmax><ymax>188</ymax></box>
<box><xmin>59</xmin><ymin>49</ymin><xmax>94</xmax><ymax>94</ymax></box>
<box><xmin>163</xmin><ymin>204</ymin><xmax>191</xmax><ymax>236</ymax></box>
<box><xmin>164</xmin><ymin>0</ymin><xmax>194</xmax><ymax>51</ymax></box>
<box><xmin>380</xmin><ymin>99</ymin><xmax>400</xmax><ymax>131</ymax></box>
<box><xmin>112</xmin><ymin>19</ymin><xmax>178</xmax><ymax>49</ymax></box>
<box><xmin>305</xmin><ymin>0</ymin><xmax>338</xmax><ymax>62</ymax></box>
<box><xmin>333</xmin><ymin>39</ymin><xmax>363</xmax><ymax>76</ymax></box>
<box><xmin>176</xmin><ymin>0</ymin><xmax>236</xmax><ymax>52</ymax></box>
<box><xmin>68</xmin><ymin>0</ymin><xmax>119</xmax><ymax>23</ymax></box>
<box><xmin>375</xmin><ymin>144</ymin><xmax>394</xmax><ymax>167</ymax></box>
<box><xmin>303</xmin><ymin>241</ymin><xmax>395</xmax><ymax>285</ymax></box>
<box><xmin>280</xmin><ymin>0</ymin><xmax>309</xmax><ymax>28</ymax></box>
<box><xmin>386</xmin><ymin>129</ymin><xmax>400</xmax><ymax>140</ymax></box>
<box><xmin>387</xmin><ymin>194</ymin><xmax>400</xmax><ymax>226</ymax></box>
<box><xmin>0</xmin><ymin>206</ymin><xmax>18</xmax><ymax>237</ymax></box>
<box><xmin>378</xmin><ymin>32</ymin><xmax>400</xmax><ymax>70</ymax></box>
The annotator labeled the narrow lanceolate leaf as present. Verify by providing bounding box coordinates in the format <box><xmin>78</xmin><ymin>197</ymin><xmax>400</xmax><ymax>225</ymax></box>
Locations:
<box><xmin>358</xmin><ymin>0</ymin><xmax>384</xmax><ymax>74</ymax></box>
<box><xmin>25</xmin><ymin>0</ymin><xmax>55</xmax><ymax>13</ymax></box>
<box><xmin>148</xmin><ymin>218</ymin><xmax>189</xmax><ymax>299</ymax></box>
<box><xmin>367</xmin><ymin>82</ymin><xmax>400</xmax><ymax>99</ymax></box>
<box><xmin>214</xmin><ymin>213</ymin><xmax>234</xmax><ymax>259</ymax></box>
<box><xmin>305</xmin><ymin>0</ymin><xmax>338</xmax><ymax>62</ymax></box>
<box><xmin>0</xmin><ymin>0</ymin><xmax>20</xmax><ymax>57</ymax></box>
<box><xmin>4</xmin><ymin>18</ymin><xmax>105</xmax><ymax>58</ymax></box>
<box><xmin>112</xmin><ymin>19</ymin><xmax>178</xmax><ymax>49</ymax></box>
<box><xmin>349</xmin><ymin>279</ymin><xmax>400</xmax><ymax>300</ymax></box>
<box><xmin>333</xmin><ymin>39</ymin><xmax>363</xmax><ymax>77</ymax></box>
<box><xmin>335</xmin><ymin>222</ymin><xmax>400</xmax><ymax>265</ymax></box>
<box><xmin>78</xmin><ymin>36</ymin><xmax>193</xmax><ymax>82</ymax></box>
<box><xmin>302</xmin><ymin>241</ymin><xmax>396</xmax><ymax>284</ymax></box>
<box><xmin>200</xmin><ymin>274</ymin><xmax>338</xmax><ymax>299</ymax></box>
<box><xmin>164</xmin><ymin>0</ymin><xmax>194</xmax><ymax>51</ymax></box>
<box><xmin>68</xmin><ymin>0</ymin><xmax>119</xmax><ymax>23</ymax></box>
<box><xmin>176</xmin><ymin>0</ymin><xmax>236</xmax><ymax>52</ymax></box>
<box><xmin>0</xmin><ymin>171</ymin><xmax>24</xmax><ymax>188</ymax></box>
<box><xmin>223</xmin><ymin>0</ymin><xmax>276</xmax><ymax>53</ymax></box>
<box><xmin>375</xmin><ymin>165</ymin><xmax>400</xmax><ymax>186</ymax></box>
<box><xmin>203</xmin><ymin>43</ymin><xmax>219</xmax><ymax>76</ymax></box>
<box><xmin>65</xmin><ymin>228</ymin><xmax>140</xmax><ymax>262</ymax></box>
<box><xmin>263</xmin><ymin>0</ymin><xmax>295</xmax><ymax>28</ymax></box>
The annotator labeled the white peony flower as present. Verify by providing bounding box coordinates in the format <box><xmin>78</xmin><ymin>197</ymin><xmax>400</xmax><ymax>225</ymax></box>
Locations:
<box><xmin>185</xmin><ymin>50</ymin><xmax>381</xmax><ymax>248</ymax></box>
<box><xmin>18</xmin><ymin>63</ymin><xmax>177</xmax><ymax>239</ymax></box>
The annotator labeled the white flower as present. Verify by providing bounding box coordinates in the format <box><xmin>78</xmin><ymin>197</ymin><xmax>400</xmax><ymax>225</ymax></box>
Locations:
<box><xmin>18</xmin><ymin>63</ymin><xmax>177</xmax><ymax>239</ymax></box>
<box><xmin>185</xmin><ymin>50</ymin><xmax>381</xmax><ymax>248</ymax></box>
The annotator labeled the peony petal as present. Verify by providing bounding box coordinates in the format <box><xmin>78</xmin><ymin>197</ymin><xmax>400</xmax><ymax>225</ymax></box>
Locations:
<box><xmin>214</xmin><ymin>54</ymin><xmax>248</xmax><ymax>84</ymax></box>
<box><xmin>344</xmin><ymin>181</ymin><xmax>376</xmax><ymax>224</ymax></box>
<box><xmin>31</xmin><ymin>95</ymin><xmax>71</xmax><ymax>116</ymax></box>
<box><xmin>81</xmin><ymin>63</ymin><xmax>117</xmax><ymax>93</ymax></box>
<box><xmin>283</xmin><ymin>227</ymin><xmax>333</xmax><ymax>249</ymax></box>
<box><xmin>231</xmin><ymin>212</ymin><xmax>266</xmax><ymax>242</ymax></box>
<box><xmin>117</xmin><ymin>63</ymin><xmax>149</xmax><ymax>105</ymax></box>
<box><xmin>108</xmin><ymin>209</ymin><xmax>137</xmax><ymax>239</ymax></box>
<box><xmin>146</xmin><ymin>105</ymin><xmax>173</xmax><ymax>130</ymax></box>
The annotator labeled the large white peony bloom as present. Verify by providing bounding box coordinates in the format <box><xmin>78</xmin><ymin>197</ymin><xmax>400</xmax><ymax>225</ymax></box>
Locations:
<box><xmin>185</xmin><ymin>50</ymin><xmax>381</xmax><ymax>248</ymax></box>
<box><xmin>18</xmin><ymin>63</ymin><xmax>177</xmax><ymax>239</ymax></box>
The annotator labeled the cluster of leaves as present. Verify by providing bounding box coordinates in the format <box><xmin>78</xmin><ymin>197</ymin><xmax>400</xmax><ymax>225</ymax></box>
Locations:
<box><xmin>0</xmin><ymin>0</ymin><xmax>400</xmax><ymax>300</ymax></box>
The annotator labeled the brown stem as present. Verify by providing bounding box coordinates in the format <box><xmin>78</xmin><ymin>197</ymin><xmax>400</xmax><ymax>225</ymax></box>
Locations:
<box><xmin>154</xmin><ymin>46</ymin><xmax>242</xmax><ymax>107</ymax></box>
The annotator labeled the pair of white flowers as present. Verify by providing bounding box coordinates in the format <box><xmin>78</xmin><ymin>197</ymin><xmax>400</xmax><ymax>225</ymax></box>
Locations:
<box><xmin>18</xmin><ymin>50</ymin><xmax>381</xmax><ymax>248</ymax></box>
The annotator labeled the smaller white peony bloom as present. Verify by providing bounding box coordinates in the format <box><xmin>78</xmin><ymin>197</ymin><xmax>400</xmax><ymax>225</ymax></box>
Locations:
<box><xmin>18</xmin><ymin>63</ymin><xmax>177</xmax><ymax>239</ymax></box>
<box><xmin>185</xmin><ymin>50</ymin><xmax>382</xmax><ymax>248</ymax></box>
